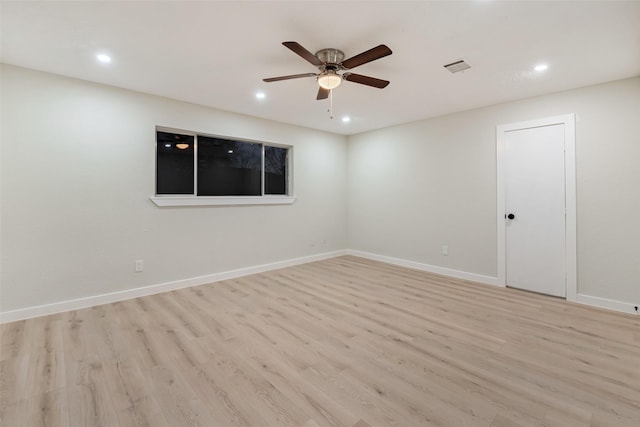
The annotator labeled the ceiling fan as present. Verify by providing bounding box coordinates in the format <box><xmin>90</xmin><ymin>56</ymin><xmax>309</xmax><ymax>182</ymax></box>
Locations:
<box><xmin>263</xmin><ymin>41</ymin><xmax>392</xmax><ymax>100</ymax></box>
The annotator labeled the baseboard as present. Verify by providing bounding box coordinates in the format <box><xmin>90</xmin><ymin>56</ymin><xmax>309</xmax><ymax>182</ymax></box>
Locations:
<box><xmin>346</xmin><ymin>249</ymin><xmax>502</xmax><ymax>287</ymax></box>
<box><xmin>0</xmin><ymin>250</ymin><xmax>348</xmax><ymax>323</ymax></box>
<box><xmin>4</xmin><ymin>249</ymin><xmax>636</xmax><ymax>323</ymax></box>
<box><xmin>574</xmin><ymin>293</ymin><xmax>639</xmax><ymax>316</ymax></box>
<box><xmin>348</xmin><ymin>250</ymin><xmax>639</xmax><ymax>316</ymax></box>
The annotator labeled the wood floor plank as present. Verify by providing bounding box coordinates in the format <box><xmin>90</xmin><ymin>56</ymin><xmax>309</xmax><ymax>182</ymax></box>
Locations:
<box><xmin>2</xmin><ymin>388</ymin><xmax>69</xmax><ymax>427</ymax></box>
<box><xmin>144</xmin><ymin>363</ymin><xmax>212</xmax><ymax>427</ymax></box>
<box><xmin>19</xmin><ymin>316</ymin><xmax>66</xmax><ymax>401</ymax></box>
<box><xmin>1</xmin><ymin>256</ymin><xmax>639</xmax><ymax>426</ymax></box>
<box><xmin>194</xmin><ymin>315</ymin><xmax>359</xmax><ymax>427</ymax></box>
<box><xmin>167</xmin><ymin>347</ymin><xmax>256</xmax><ymax>427</ymax></box>
<box><xmin>100</xmin><ymin>356</ymin><xmax>170</xmax><ymax>427</ymax></box>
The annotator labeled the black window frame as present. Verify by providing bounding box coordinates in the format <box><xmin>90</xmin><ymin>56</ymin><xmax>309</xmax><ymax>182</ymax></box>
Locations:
<box><xmin>155</xmin><ymin>127</ymin><xmax>291</xmax><ymax>198</ymax></box>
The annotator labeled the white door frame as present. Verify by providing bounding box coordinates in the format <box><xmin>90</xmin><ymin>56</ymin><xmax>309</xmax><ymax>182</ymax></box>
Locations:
<box><xmin>496</xmin><ymin>114</ymin><xmax>577</xmax><ymax>301</ymax></box>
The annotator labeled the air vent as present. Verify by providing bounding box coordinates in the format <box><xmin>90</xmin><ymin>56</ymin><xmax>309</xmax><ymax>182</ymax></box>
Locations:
<box><xmin>444</xmin><ymin>60</ymin><xmax>471</xmax><ymax>73</ymax></box>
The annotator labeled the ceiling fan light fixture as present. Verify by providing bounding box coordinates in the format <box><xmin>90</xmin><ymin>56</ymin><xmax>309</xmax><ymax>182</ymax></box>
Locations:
<box><xmin>317</xmin><ymin>71</ymin><xmax>342</xmax><ymax>90</ymax></box>
<box><xmin>175</xmin><ymin>143</ymin><xmax>189</xmax><ymax>150</ymax></box>
<box><xmin>263</xmin><ymin>41</ymin><xmax>392</xmax><ymax>100</ymax></box>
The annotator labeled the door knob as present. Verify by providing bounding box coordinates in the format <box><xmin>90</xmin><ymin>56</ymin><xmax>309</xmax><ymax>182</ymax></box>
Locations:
<box><xmin>507</xmin><ymin>213</ymin><xmax>515</xmax><ymax>220</ymax></box>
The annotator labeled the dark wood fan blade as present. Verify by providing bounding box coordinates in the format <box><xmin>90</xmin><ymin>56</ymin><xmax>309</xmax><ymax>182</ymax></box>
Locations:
<box><xmin>316</xmin><ymin>87</ymin><xmax>330</xmax><ymax>100</ymax></box>
<box><xmin>343</xmin><ymin>73</ymin><xmax>390</xmax><ymax>88</ymax></box>
<box><xmin>342</xmin><ymin>44</ymin><xmax>392</xmax><ymax>69</ymax></box>
<box><xmin>263</xmin><ymin>73</ymin><xmax>317</xmax><ymax>82</ymax></box>
<box><xmin>283</xmin><ymin>41</ymin><xmax>322</xmax><ymax>66</ymax></box>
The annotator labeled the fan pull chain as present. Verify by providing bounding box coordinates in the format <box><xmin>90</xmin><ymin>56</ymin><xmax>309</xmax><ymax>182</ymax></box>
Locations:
<box><xmin>328</xmin><ymin>90</ymin><xmax>334</xmax><ymax>119</ymax></box>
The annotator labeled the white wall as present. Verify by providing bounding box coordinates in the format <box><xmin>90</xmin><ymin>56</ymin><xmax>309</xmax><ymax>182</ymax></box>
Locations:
<box><xmin>0</xmin><ymin>64</ymin><xmax>348</xmax><ymax>313</ymax></box>
<box><xmin>348</xmin><ymin>76</ymin><xmax>640</xmax><ymax>306</ymax></box>
<box><xmin>2</xmin><ymin>64</ymin><xmax>638</xmax><ymax>317</ymax></box>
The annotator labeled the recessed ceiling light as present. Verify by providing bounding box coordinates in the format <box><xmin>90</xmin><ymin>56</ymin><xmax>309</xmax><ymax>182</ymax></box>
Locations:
<box><xmin>342</xmin><ymin>116</ymin><xmax>351</xmax><ymax>123</ymax></box>
<box><xmin>255</xmin><ymin>92</ymin><xmax>266</xmax><ymax>99</ymax></box>
<box><xmin>534</xmin><ymin>64</ymin><xmax>548</xmax><ymax>72</ymax></box>
<box><xmin>96</xmin><ymin>53</ymin><xmax>112</xmax><ymax>64</ymax></box>
<box><xmin>228</xmin><ymin>150</ymin><xmax>234</xmax><ymax>154</ymax></box>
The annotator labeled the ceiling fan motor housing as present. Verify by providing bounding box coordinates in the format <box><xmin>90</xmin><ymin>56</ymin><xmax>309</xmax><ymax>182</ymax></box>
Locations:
<box><xmin>315</xmin><ymin>48</ymin><xmax>345</xmax><ymax>67</ymax></box>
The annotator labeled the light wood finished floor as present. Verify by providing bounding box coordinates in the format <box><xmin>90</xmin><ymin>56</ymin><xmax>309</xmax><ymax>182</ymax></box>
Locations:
<box><xmin>1</xmin><ymin>256</ymin><xmax>639</xmax><ymax>426</ymax></box>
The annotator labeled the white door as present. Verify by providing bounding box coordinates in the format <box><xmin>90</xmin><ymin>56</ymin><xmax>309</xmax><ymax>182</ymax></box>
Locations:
<box><xmin>504</xmin><ymin>124</ymin><xmax>566</xmax><ymax>297</ymax></box>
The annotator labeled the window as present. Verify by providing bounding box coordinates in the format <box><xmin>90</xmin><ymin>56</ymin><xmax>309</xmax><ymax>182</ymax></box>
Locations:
<box><xmin>154</xmin><ymin>129</ymin><xmax>292</xmax><ymax>205</ymax></box>
<box><xmin>265</xmin><ymin>146</ymin><xmax>288</xmax><ymax>195</ymax></box>
<box><xmin>156</xmin><ymin>131</ymin><xmax>194</xmax><ymax>195</ymax></box>
<box><xmin>197</xmin><ymin>136</ymin><xmax>262</xmax><ymax>196</ymax></box>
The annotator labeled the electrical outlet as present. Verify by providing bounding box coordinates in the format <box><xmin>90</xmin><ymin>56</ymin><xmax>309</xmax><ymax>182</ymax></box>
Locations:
<box><xmin>135</xmin><ymin>259</ymin><xmax>144</xmax><ymax>272</ymax></box>
<box><xmin>441</xmin><ymin>245</ymin><xmax>449</xmax><ymax>256</ymax></box>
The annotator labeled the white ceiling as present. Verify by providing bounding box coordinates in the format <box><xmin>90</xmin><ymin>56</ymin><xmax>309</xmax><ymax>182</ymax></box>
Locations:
<box><xmin>2</xmin><ymin>1</ymin><xmax>639</xmax><ymax>135</ymax></box>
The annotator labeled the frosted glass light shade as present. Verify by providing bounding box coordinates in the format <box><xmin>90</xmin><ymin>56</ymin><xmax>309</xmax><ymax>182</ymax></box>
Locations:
<box><xmin>318</xmin><ymin>72</ymin><xmax>342</xmax><ymax>90</ymax></box>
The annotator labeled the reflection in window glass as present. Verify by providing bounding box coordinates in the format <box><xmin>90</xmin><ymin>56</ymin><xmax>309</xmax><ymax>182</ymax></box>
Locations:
<box><xmin>197</xmin><ymin>136</ymin><xmax>262</xmax><ymax>196</ymax></box>
<box><xmin>156</xmin><ymin>131</ymin><xmax>194</xmax><ymax>194</ymax></box>
<box><xmin>265</xmin><ymin>146</ymin><xmax>288</xmax><ymax>195</ymax></box>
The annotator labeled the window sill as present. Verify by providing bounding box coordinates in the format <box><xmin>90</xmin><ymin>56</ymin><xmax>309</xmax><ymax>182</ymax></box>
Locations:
<box><xmin>150</xmin><ymin>196</ymin><xmax>296</xmax><ymax>207</ymax></box>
